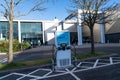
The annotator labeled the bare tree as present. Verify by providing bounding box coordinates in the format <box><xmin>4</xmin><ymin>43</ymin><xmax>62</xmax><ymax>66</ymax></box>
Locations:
<box><xmin>0</xmin><ymin>0</ymin><xmax>47</xmax><ymax>63</ymax></box>
<box><xmin>68</xmin><ymin>0</ymin><xmax>119</xmax><ymax>54</ymax></box>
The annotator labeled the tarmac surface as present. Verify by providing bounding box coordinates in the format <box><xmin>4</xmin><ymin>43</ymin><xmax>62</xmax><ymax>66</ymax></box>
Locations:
<box><xmin>0</xmin><ymin>54</ymin><xmax>120</xmax><ymax>80</ymax></box>
<box><xmin>14</xmin><ymin>43</ymin><xmax>120</xmax><ymax>62</ymax></box>
<box><xmin>0</xmin><ymin>43</ymin><xmax>120</xmax><ymax>63</ymax></box>
<box><xmin>0</xmin><ymin>44</ymin><xmax>120</xmax><ymax>80</ymax></box>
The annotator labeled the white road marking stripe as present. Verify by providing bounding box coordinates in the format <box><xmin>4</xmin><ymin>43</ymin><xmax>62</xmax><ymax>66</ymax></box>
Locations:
<box><xmin>40</xmin><ymin>68</ymin><xmax>51</xmax><ymax>71</ymax></box>
<box><xmin>72</xmin><ymin>62</ymin><xmax>82</xmax><ymax>71</ymax></box>
<box><xmin>43</xmin><ymin>71</ymin><xmax>53</xmax><ymax>77</ymax></box>
<box><xmin>35</xmin><ymin>72</ymin><xmax>69</xmax><ymax>80</ymax></box>
<box><xmin>93</xmin><ymin>59</ymin><xmax>99</xmax><ymax>68</ymax></box>
<box><xmin>14</xmin><ymin>72</ymin><xmax>41</xmax><ymax>80</ymax></box>
<box><xmin>16</xmin><ymin>69</ymin><xmax>41</xmax><ymax>80</ymax></box>
<box><xmin>1</xmin><ymin>56</ymin><xmax>120</xmax><ymax>80</ymax></box>
<box><xmin>74</xmin><ymin>62</ymin><xmax>120</xmax><ymax>73</ymax></box>
<box><xmin>66</xmin><ymin>69</ymin><xmax>81</xmax><ymax>80</ymax></box>
<box><xmin>0</xmin><ymin>73</ymin><xmax>14</xmax><ymax>79</ymax></box>
<box><xmin>0</xmin><ymin>58</ymin><xmax>8</xmax><ymax>63</ymax></box>
<box><xmin>81</xmin><ymin>62</ymin><xmax>95</xmax><ymax>64</ymax></box>
<box><xmin>110</xmin><ymin>57</ymin><xmax>113</xmax><ymax>64</ymax></box>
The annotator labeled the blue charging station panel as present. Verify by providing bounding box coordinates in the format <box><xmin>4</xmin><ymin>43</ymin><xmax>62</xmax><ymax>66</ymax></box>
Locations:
<box><xmin>55</xmin><ymin>30</ymin><xmax>71</xmax><ymax>68</ymax></box>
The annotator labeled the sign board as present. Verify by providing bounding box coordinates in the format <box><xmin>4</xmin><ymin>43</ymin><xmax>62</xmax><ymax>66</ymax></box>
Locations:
<box><xmin>55</xmin><ymin>30</ymin><xmax>70</xmax><ymax>48</ymax></box>
<box><xmin>55</xmin><ymin>30</ymin><xmax>71</xmax><ymax>68</ymax></box>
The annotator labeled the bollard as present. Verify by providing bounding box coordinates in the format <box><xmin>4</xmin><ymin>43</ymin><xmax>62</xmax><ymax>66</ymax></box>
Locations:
<box><xmin>51</xmin><ymin>58</ymin><xmax>55</xmax><ymax>72</ymax></box>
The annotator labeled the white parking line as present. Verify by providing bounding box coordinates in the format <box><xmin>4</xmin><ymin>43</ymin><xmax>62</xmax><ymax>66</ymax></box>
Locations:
<box><xmin>74</xmin><ymin>61</ymin><xmax>120</xmax><ymax>73</ymax></box>
<box><xmin>1</xmin><ymin>56</ymin><xmax>120</xmax><ymax>80</ymax></box>
<box><xmin>0</xmin><ymin>73</ymin><xmax>14</xmax><ymax>79</ymax></box>
<box><xmin>110</xmin><ymin>57</ymin><xmax>113</xmax><ymax>64</ymax></box>
<box><xmin>72</xmin><ymin>62</ymin><xmax>82</xmax><ymax>71</ymax></box>
<box><xmin>0</xmin><ymin>58</ymin><xmax>7</xmax><ymax>63</ymax></box>
<box><xmin>43</xmin><ymin>70</ymin><xmax>53</xmax><ymax>77</ymax></box>
<box><xmin>66</xmin><ymin>69</ymin><xmax>81</xmax><ymax>80</ymax></box>
<box><xmin>40</xmin><ymin>68</ymin><xmax>51</xmax><ymax>71</ymax></box>
<box><xmin>16</xmin><ymin>69</ymin><xmax>41</xmax><ymax>80</ymax></box>
<box><xmin>93</xmin><ymin>59</ymin><xmax>99</xmax><ymax>68</ymax></box>
<box><xmin>36</xmin><ymin>72</ymin><xmax>69</xmax><ymax>80</ymax></box>
<box><xmin>14</xmin><ymin>72</ymin><xmax>40</xmax><ymax>78</ymax></box>
<box><xmin>81</xmin><ymin>62</ymin><xmax>95</xmax><ymax>64</ymax></box>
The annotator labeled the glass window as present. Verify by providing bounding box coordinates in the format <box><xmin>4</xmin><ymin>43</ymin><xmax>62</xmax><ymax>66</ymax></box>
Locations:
<box><xmin>21</xmin><ymin>22</ymin><xmax>43</xmax><ymax>46</ymax></box>
<box><xmin>0</xmin><ymin>21</ymin><xmax>18</xmax><ymax>40</ymax></box>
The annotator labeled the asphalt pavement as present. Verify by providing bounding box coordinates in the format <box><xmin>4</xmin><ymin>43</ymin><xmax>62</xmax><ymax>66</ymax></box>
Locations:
<box><xmin>0</xmin><ymin>43</ymin><xmax>120</xmax><ymax>63</ymax></box>
<box><xmin>0</xmin><ymin>55</ymin><xmax>120</xmax><ymax>80</ymax></box>
<box><xmin>13</xmin><ymin>44</ymin><xmax>120</xmax><ymax>62</ymax></box>
<box><xmin>0</xmin><ymin>43</ymin><xmax>120</xmax><ymax>80</ymax></box>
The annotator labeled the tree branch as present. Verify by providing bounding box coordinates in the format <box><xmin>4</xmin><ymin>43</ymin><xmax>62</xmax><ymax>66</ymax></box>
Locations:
<box><xmin>15</xmin><ymin>0</ymin><xmax>24</xmax><ymax>6</ymax></box>
<box><xmin>14</xmin><ymin>0</ymin><xmax>47</xmax><ymax>18</ymax></box>
<box><xmin>0</xmin><ymin>4</ymin><xmax>9</xmax><ymax>19</ymax></box>
<box><xmin>5</xmin><ymin>0</ymin><xmax>10</xmax><ymax>8</ymax></box>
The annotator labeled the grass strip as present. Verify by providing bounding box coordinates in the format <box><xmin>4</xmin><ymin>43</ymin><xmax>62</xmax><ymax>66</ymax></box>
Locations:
<box><xmin>0</xmin><ymin>52</ymin><xmax>106</xmax><ymax>71</ymax></box>
<box><xmin>0</xmin><ymin>59</ymin><xmax>51</xmax><ymax>71</ymax></box>
<box><xmin>72</xmin><ymin>52</ymin><xmax>106</xmax><ymax>60</ymax></box>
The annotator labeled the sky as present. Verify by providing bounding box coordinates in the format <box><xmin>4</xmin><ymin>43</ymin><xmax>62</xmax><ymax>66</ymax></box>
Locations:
<box><xmin>18</xmin><ymin>0</ymin><xmax>71</xmax><ymax>20</ymax></box>
<box><xmin>0</xmin><ymin>0</ymin><xmax>120</xmax><ymax>21</ymax></box>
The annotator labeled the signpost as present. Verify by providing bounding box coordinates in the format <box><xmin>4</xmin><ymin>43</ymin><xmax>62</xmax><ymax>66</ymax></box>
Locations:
<box><xmin>55</xmin><ymin>30</ymin><xmax>71</xmax><ymax>68</ymax></box>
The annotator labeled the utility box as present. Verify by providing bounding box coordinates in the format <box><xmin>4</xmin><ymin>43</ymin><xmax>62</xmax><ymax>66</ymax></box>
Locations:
<box><xmin>55</xmin><ymin>30</ymin><xmax>71</xmax><ymax>68</ymax></box>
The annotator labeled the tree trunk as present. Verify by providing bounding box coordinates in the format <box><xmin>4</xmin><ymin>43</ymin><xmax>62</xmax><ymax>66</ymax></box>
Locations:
<box><xmin>90</xmin><ymin>28</ymin><xmax>95</xmax><ymax>54</ymax></box>
<box><xmin>8</xmin><ymin>21</ymin><xmax>13</xmax><ymax>63</ymax></box>
<box><xmin>8</xmin><ymin>1</ymin><xmax>14</xmax><ymax>63</ymax></box>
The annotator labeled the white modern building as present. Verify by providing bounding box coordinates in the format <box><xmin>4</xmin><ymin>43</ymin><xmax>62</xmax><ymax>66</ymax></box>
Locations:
<box><xmin>0</xmin><ymin>19</ymin><xmax>79</xmax><ymax>46</ymax></box>
<box><xmin>0</xmin><ymin>10</ymin><xmax>120</xmax><ymax>46</ymax></box>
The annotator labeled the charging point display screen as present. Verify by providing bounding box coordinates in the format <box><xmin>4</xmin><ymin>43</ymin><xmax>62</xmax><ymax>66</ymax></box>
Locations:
<box><xmin>55</xmin><ymin>31</ymin><xmax>70</xmax><ymax>48</ymax></box>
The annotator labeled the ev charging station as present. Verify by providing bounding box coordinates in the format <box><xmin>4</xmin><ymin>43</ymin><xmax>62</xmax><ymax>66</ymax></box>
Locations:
<box><xmin>55</xmin><ymin>30</ymin><xmax>71</xmax><ymax>68</ymax></box>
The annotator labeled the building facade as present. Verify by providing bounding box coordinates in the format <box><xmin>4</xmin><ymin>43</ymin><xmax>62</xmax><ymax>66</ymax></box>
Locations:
<box><xmin>0</xmin><ymin>18</ymin><xmax>119</xmax><ymax>46</ymax></box>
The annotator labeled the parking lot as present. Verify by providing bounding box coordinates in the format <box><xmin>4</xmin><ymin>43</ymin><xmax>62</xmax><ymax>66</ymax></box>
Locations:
<box><xmin>1</xmin><ymin>54</ymin><xmax>120</xmax><ymax>80</ymax></box>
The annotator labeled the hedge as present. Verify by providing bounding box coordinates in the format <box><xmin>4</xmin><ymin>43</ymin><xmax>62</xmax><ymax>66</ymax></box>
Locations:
<box><xmin>0</xmin><ymin>40</ymin><xmax>31</xmax><ymax>53</ymax></box>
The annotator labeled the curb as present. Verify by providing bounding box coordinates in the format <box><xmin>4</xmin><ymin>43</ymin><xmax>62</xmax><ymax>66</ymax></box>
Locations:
<box><xmin>0</xmin><ymin>53</ymin><xmax>7</xmax><ymax>55</ymax></box>
<box><xmin>0</xmin><ymin>50</ymin><xmax>24</xmax><ymax>56</ymax></box>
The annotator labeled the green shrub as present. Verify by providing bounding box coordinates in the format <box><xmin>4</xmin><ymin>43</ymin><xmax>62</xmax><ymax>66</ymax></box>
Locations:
<box><xmin>0</xmin><ymin>40</ymin><xmax>8</xmax><ymax>52</ymax></box>
<box><xmin>20</xmin><ymin>42</ymin><xmax>31</xmax><ymax>50</ymax></box>
<box><xmin>0</xmin><ymin>40</ymin><xmax>31</xmax><ymax>53</ymax></box>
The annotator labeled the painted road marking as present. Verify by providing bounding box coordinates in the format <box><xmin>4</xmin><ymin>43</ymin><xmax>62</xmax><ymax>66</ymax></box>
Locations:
<box><xmin>0</xmin><ymin>73</ymin><xmax>14</xmax><ymax>79</ymax></box>
<box><xmin>72</xmin><ymin>62</ymin><xmax>82</xmax><ymax>71</ymax></box>
<box><xmin>110</xmin><ymin>57</ymin><xmax>113</xmax><ymax>64</ymax></box>
<box><xmin>93</xmin><ymin>59</ymin><xmax>99</xmax><ymax>68</ymax></box>
<box><xmin>66</xmin><ymin>68</ymin><xmax>81</xmax><ymax>80</ymax></box>
<box><xmin>16</xmin><ymin>69</ymin><xmax>41</xmax><ymax>80</ymax></box>
<box><xmin>1</xmin><ymin>56</ymin><xmax>120</xmax><ymax>80</ymax></box>
<box><xmin>0</xmin><ymin>58</ymin><xmax>7</xmax><ymax>63</ymax></box>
